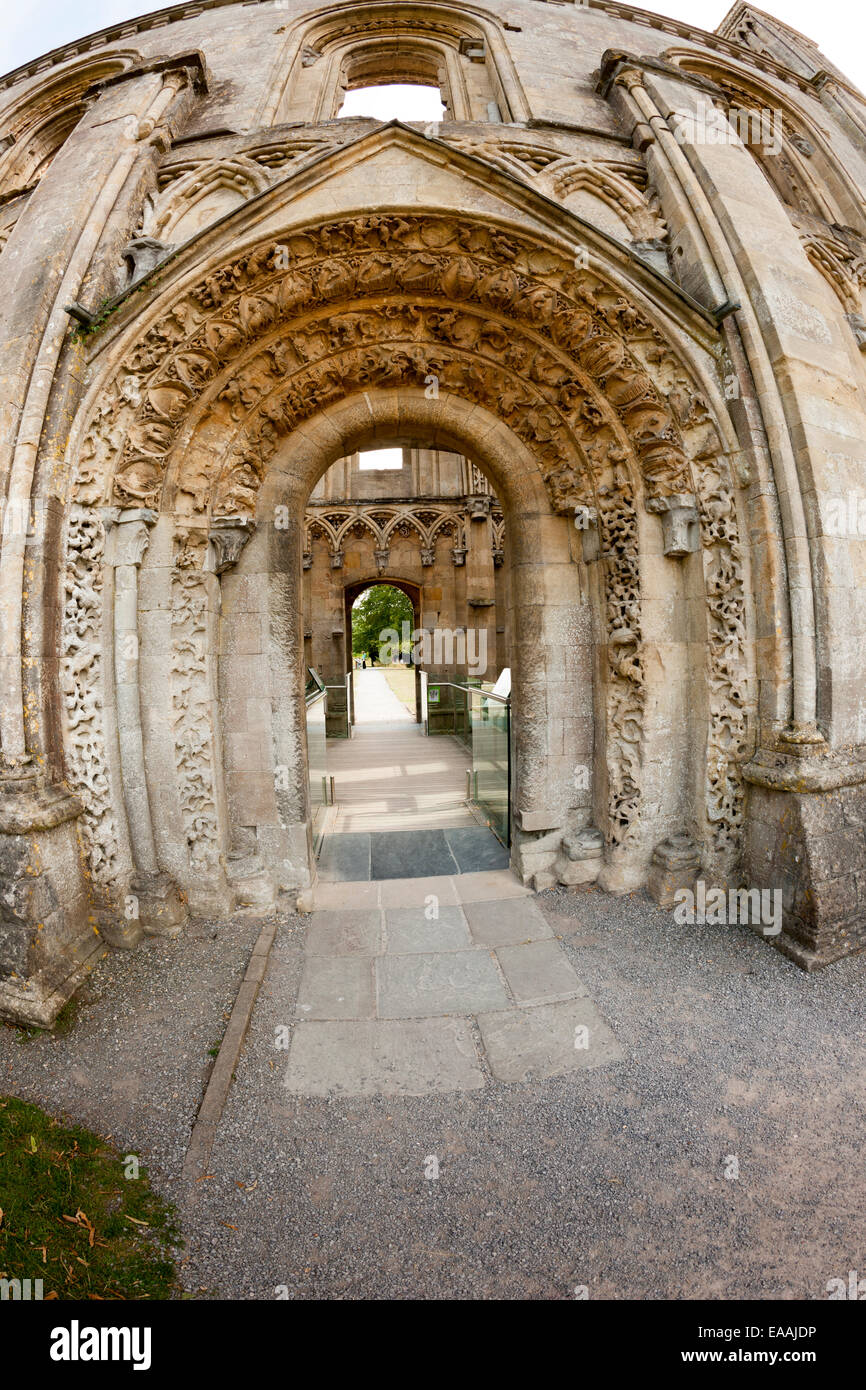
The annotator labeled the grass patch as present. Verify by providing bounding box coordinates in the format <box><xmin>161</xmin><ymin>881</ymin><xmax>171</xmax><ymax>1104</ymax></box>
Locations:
<box><xmin>0</xmin><ymin>1095</ymin><xmax>181</xmax><ymax>1299</ymax></box>
<box><xmin>380</xmin><ymin>664</ymin><xmax>416</xmax><ymax>714</ymax></box>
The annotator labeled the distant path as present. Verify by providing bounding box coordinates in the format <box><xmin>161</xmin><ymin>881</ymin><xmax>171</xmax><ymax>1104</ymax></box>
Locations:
<box><xmin>351</xmin><ymin>666</ymin><xmax>413</xmax><ymax>723</ymax></box>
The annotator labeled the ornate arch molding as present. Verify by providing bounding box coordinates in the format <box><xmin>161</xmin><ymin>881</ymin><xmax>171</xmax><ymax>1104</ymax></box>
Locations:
<box><xmin>264</xmin><ymin>0</ymin><xmax>530</xmax><ymax>126</ymax></box>
<box><xmin>663</xmin><ymin>49</ymin><xmax>865</xmax><ymax>230</ymax></box>
<box><xmin>66</xmin><ymin>211</ymin><xmax>749</xmax><ymax>880</ymax></box>
<box><xmin>0</xmin><ymin>51</ymin><xmax>140</xmax><ymax>195</ymax></box>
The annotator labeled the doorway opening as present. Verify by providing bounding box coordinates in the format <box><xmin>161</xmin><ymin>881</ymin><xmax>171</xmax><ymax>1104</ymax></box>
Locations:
<box><xmin>302</xmin><ymin>442</ymin><xmax>511</xmax><ymax>878</ymax></box>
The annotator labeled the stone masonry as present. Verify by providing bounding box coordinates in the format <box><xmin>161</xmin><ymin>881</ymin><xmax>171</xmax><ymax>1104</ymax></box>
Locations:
<box><xmin>2</xmin><ymin>0</ymin><xmax>866</xmax><ymax>1021</ymax></box>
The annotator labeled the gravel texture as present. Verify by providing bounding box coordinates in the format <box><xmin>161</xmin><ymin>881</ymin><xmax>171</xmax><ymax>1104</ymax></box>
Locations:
<box><xmin>1</xmin><ymin>888</ymin><xmax>864</xmax><ymax>1300</ymax></box>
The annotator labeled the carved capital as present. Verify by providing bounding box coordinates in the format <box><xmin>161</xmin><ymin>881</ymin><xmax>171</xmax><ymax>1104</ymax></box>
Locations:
<box><xmin>106</xmin><ymin>508</ymin><xmax>157</xmax><ymax>568</ymax></box>
<box><xmin>206</xmin><ymin>515</ymin><xmax>255</xmax><ymax>574</ymax></box>
<box><xmin>374</xmin><ymin>547</ymin><xmax>390</xmax><ymax>575</ymax></box>
<box><xmin>420</xmin><ymin>546</ymin><xmax>435</xmax><ymax>567</ymax></box>
<box><xmin>466</xmin><ymin>494</ymin><xmax>492</xmax><ymax>520</ymax></box>
<box><xmin>646</xmin><ymin>493</ymin><xmax>700</xmax><ymax>557</ymax></box>
<box><xmin>451</xmin><ymin>546</ymin><xmax>467</xmax><ymax>566</ymax></box>
<box><xmin>574</xmin><ymin>504</ymin><xmax>600</xmax><ymax>563</ymax></box>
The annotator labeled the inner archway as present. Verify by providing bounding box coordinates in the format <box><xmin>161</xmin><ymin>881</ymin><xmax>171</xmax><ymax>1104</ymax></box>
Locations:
<box><xmin>298</xmin><ymin>438</ymin><xmax>520</xmax><ymax>874</ymax></box>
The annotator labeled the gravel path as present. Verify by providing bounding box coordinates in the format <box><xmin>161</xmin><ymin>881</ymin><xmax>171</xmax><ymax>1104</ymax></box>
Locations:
<box><xmin>2</xmin><ymin>887</ymin><xmax>864</xmax><ymax>1300</ymax></box>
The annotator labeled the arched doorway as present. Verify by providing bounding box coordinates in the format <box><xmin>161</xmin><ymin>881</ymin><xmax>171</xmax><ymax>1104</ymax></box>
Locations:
<box><xmin>57</xmin><ymin>200</ymin><xmax>748</xmax><ymax>930</ymax></box>
<box><xmin>344</xmin><ymin>578</ymin><xmax>421</xmax><ymax>726</ymax></box>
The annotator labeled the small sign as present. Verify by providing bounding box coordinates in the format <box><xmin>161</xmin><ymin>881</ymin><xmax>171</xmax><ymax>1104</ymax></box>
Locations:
<box><xmin>428</xmin><ymin>686</ymin><xmax>440</xmax><ymax>704</ymax></box>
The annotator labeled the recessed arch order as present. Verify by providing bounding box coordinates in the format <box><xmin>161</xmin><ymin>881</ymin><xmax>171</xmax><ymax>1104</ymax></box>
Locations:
<box><xmin>61</xmin><ymin>201</ymin><xmax>753</xmax><ymax>909</ymax></box>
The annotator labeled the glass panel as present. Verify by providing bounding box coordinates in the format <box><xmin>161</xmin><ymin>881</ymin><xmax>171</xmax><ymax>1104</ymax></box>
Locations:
<box><xmin>306</xmin><ymin>690</ymin><xmax>328</xmax><ymax>831</ymax></box>
<box><xmin>469</xmin><ymin>688</ymin><xmax>510</xmax><ymax>846</ymax></box>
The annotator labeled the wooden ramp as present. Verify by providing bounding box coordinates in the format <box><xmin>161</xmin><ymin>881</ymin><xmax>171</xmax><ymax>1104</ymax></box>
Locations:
<box><xmin>327</xmin><ymin>719</ymin><xmax>475</xmax><ymax>833</ymax></box>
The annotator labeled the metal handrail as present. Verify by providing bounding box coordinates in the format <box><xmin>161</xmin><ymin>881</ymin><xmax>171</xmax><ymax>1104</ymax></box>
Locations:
<box><xmin>423</xmin><ymin>678</ymin><xmax>510</xmax><ymax>705</ymax></box>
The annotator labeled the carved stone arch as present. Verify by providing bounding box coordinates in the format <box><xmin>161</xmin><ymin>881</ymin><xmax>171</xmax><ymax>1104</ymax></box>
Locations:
<box><xmin>66</xmin><ymin>207</ymin><xmax>749</xmax><ymax>892</ymax></box>
<box><xmin>788</xmin><ymin>213</ymin><xmax>866</xmax><ymax>315</ymax></box>
<box><xmin>306</xmin><ymin>515</ymin><xmax>339</xmax><ymax>548</ymax></box>
<box><xmin>382</xmin><ymin>510</ymin><xmax>426</xmax><ymax>545</ymax></box>
<box><xmin>141</xmin><ymin>155</ymin><xmax>276</xmax><ymax>244</ymax></box>
<box><xmin>337</xmin><ymin>511</ymin><xmax>384</xmax><ymax>548</ymax></box>
<box><xmin>442</xmin><ymin>136</ymin><xmax>564</xmax><ymax>184</ymax></box>
<box><xmin>0</xmin><ymin>50</ymin><xmax>140</xmax><ymax>195</ymax></box>
<box><xmin>428</xmin><ymin>511</ymin><xmax>461</xmax><ymax>546</ymax></box>
<box><xmin>548</xmin><ymin>162</ymin><xmax>668</xmax><ymax>243</ymax></box>
<box><xmin>266</xmin><ymin>0</ymin><xmax>530</xmax><ymax>127</ymax></box>
<box><xmin>663</xmin><ymin>49</ymin><xmax>862</xmax><ymax>228</ymax></box>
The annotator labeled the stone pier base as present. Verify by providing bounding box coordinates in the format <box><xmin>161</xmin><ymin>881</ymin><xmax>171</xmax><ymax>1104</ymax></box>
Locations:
<box><xmin>0</xmin><ymin>773</ymin><xmax>106</xmax><ymax>1027</ymax></box>
<box><xmin>744</xmin><ymin>750</ymin><xmax>866</xmax><ymax>970</ymax></box>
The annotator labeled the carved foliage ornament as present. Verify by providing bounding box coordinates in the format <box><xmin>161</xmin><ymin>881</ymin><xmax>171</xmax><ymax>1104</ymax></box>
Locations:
<box><xmin>77</xmin><ymin>214</ymin><xmax>716</xmax><ymax>525</ymax></box>
<box><xmin>74</xmin><ymin>214</ymin><xmax>744</xmax><ymax>853</ymax></box>
<box><xmin>60</xmin><ymin>507</ymin><xmax>121</xmax><ymax>890</ymax></box>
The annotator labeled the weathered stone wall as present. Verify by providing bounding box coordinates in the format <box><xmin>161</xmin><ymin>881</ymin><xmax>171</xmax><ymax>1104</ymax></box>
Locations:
<box><xmin>2</xmin><ymin>0</ymin><xmax>866</xmax><ymax>1020</ymax></box>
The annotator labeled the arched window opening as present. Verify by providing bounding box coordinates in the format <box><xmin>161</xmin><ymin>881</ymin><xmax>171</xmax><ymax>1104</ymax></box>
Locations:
<box><xmin>334</xmin><ymin>40</ymin><xmax>452</xmax><ymax>121</ymax></box>
<box><xmin>338</xmin><ymin>84</ymin><xmax>446</xmax><ymax>122</ymax></box>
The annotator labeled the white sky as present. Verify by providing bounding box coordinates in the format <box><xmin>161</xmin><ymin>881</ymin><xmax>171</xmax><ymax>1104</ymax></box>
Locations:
<box><xmin>358</xmin><ymin>448</ymin><xmax>404</xmax><ymax>468</ymax></box>
<box><xmin>0</xmin><ymin>1</ymin><xmax>864</xmax><ymax>96</ymax></box>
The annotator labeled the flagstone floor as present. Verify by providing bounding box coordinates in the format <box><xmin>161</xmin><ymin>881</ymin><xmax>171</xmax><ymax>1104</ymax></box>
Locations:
<box><xmin>286</xmin><ymin>872</ymin><xmax>622</xmax><ymax>1095</ymax></box>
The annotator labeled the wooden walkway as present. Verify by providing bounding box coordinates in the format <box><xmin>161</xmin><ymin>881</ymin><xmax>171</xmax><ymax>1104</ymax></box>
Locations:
<box><xmin>328</xmin><ymin>671</ymin><xmax>474</xmax><ymax>832</ymax></box>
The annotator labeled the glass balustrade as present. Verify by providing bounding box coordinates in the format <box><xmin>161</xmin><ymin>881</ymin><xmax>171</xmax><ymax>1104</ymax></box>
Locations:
<box><xmin>423</xmin><ymin>674</ymin><xmax>510</xmax><ymax>845</ymax></box>
<box><xmin>305</xmin><ymin>669</ymin><xmax>328</xmax><ymax>837</ymax></box>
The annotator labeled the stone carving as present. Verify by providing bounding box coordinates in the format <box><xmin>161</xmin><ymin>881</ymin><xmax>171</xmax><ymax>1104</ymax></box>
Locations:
<box><xmin>207</xmin><ymin>515</ymin><xmax>255</xmax><ymax>573</ymax></box>
<box><xmin>120</xmin><ymin>236</ymin><xmax>174</xmax><ymax>288</ymax></box>
<box><xmin>76</xmin><ymin>214</ymin><xmax>699</xmax><ymax>520</ymax></box>
<box><xmin>646</xmin><ymin>492</ymin><xmax>701</xmax><ymax>555</ymax></box>
<box><xmin>171</xmin><ymin>537</ymin><xmax>221</xmax><ymax>874</ymax></box>
<box><xmin>304</xmin><ymin>499</ymin><xmax>503</xmax><ymax>569</ymax></box>
<box><xmin>74</xmin><ymin>212</ymin><xmax>743</xmax><ymax>851</ymax></box>
<box><xmin>60</xmin><ymin>507</ymin><xmax>121</xmax><ymax>889</ymax></box>
<box><xmin>791</xmin><ymin>213</ymin><xmax>866</xmax><ymax>315</ymax></box>
<box><xmin>139</xmin><ymin>155</ymin><xmax>275</xmax><ymax>244</ymax></box>
<box><xmin>694</xmin><ymin>460</ymin><xmax>750</xmax><ymax>870</ymax></box>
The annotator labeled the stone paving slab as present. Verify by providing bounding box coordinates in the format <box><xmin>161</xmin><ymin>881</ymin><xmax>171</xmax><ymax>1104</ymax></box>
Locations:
<box><xmin>312</xmin><ymin>881</ymin><xmax>381</xmax><ymax>910</ymax></box>
<box><xmin>463</xmin><ymin>896</ymin><xmax>553</xmax><ymax>946</ymax></box>
<box><xmin>303</xmin><ymin>909</ymin><xmax>381</xmax><ymax>956</ymax></box>
<box><xmin>370</xmin><ymin>829</ymin><xmax>460</xmax><ymax>879</ymax></box>
<box><xmin>444</xmin><ymin>826</ymin><xmax>509</xmax><ymax>872</ymax></box>
<box><xmin>453</xmin><ymin>870</ymin><xmax>533</xmax><ymax>903</ymax></box>
<box><xmin>378</xmin><ymin>874</ymin><xmax>460</xmax><ymax>908</ymax></box>
<box><xmin>384</xmin><ymin>904</ymin><xmax>473</xmax><ymax>953</ymax></box>
<box><xmin>376</xmin><ymin>948</ymin><xmax>510</xmax><ymax>1017</ymax></box>
<box><xmin>296</xmin><ymin>955</ymin><xmax>375</xmax><ymax>1020</ymax></box>
<box><xmin>477</xmin><ymin>997</ymin><xmax>625</xmax><ymax>1084</ymax></box>
<box><xmin>495</xmin><ymin>940</ymin><xmax>587</xmax><ymax>1005</ymax></box>
<box><xmin>317</xmin><ymin>832</ymin><xmax>371</xmax><ymax>882</ymax></box>
<box><xmin>283</xmin><ymin>1017</ymin><xmax>486</xmax><ymax>1095</ymax></box>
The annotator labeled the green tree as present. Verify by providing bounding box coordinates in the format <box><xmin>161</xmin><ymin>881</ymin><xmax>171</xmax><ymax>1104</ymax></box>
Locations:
<box><xmin>351</xmin><ymin>585</ymin><xmax>413</xmax><ymax>664</ymax></box>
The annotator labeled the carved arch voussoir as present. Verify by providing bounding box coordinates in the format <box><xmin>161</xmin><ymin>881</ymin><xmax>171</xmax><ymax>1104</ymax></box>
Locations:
<box><xmin>73</xmin><ymin>211</ymin><xmax>746</xmax><ymax>856</ymax></box>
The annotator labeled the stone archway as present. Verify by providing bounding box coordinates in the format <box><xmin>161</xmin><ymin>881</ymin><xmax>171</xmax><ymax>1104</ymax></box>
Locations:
<box><xmin>58</xmin><ymin>207</ymin><xmax>752</xmax><ymax>923</ymax></box>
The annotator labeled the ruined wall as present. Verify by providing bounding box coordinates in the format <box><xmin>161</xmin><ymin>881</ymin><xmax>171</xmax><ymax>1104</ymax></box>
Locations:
<box><xmin>2</xmin><ymin>0</ymin><xmax>866</xmax><ymax>1022</ymax></box>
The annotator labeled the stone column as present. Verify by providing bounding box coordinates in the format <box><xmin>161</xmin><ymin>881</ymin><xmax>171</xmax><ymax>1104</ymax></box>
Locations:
<box><xmin>107</xmin><ymin>510</ymin><xmax>186</xmax><ymax>937</ymax></box>
<box><xmin>464</xmin><ymin>495</ymin><xmax>496</xmax><ymax>682</ymax></box>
